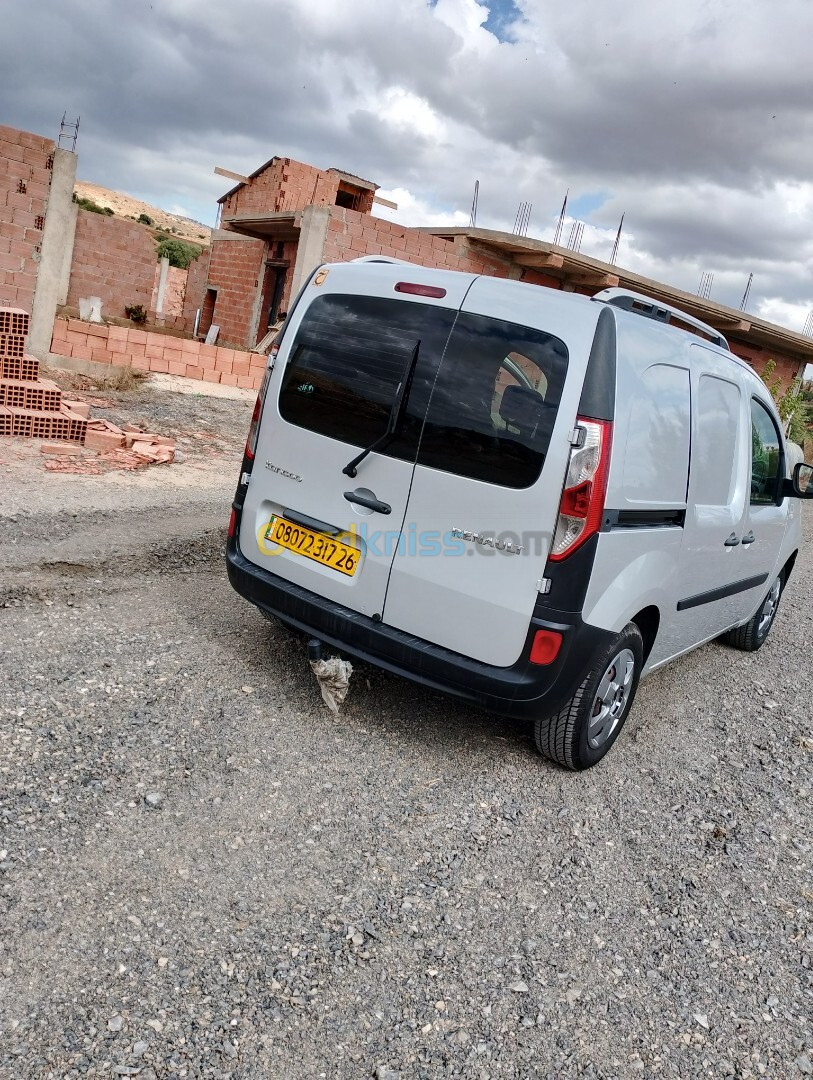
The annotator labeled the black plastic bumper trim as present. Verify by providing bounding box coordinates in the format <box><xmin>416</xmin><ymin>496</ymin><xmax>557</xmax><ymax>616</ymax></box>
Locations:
<box><xmin>226</xmin><ymin>529</ymin><xmax>614</xmax><ymax>721</ymax></box>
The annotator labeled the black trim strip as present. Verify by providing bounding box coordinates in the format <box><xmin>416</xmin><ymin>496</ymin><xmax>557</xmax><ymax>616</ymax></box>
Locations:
<box><xmin>603</xmin><ymin>508</ymin><xmax>686</xmax><ymax>530</ymax></box>
<box><xmin>578</xmin><ymin>305</ymin><xmax>616</xmax><ymax>421</ymax></box>
<box><xmin>677</xmin><ymin>573</ymin><xmax>768</xmax><ymax>612</ymax></box>
<box><xmin>282</xmin><ymin>508</ymin><xmax>340</xmax><ymax>536</ymax></box>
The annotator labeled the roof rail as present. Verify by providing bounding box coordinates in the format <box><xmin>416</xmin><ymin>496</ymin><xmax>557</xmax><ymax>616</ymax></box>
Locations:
<box><xmin>592</xmin><ymin>287</ymin><xmax>729</xmax><ymax>350</ymax></box>
<box><xmin>350</xmin><ymin>255</ymin><xmax>408</xmax><ymax>265</ymax></box>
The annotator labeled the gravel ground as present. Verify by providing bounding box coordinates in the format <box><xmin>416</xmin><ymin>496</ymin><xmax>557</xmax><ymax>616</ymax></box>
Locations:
<box><xmin>0</xmin><ymin>391</ymin><xmax>811</xmax><ymax>1078</ymax></box>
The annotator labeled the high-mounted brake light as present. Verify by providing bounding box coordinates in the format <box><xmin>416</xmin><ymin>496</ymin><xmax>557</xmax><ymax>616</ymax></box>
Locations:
<box><xmin>549</xmin><ymin>417</ymin><xmax>612</xmax><ymax>561</ymax></box>
<box><xmin>395</xmin><ymin>282</ymin><xmax>447</xmax><ymax>298</ymax></box>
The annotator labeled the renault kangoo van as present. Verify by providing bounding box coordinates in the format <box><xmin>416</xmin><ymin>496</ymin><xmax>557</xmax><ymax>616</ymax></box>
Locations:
<box><xmin>227</xmin><ymin>260</ymin><xmax>812</xmax><ymax>769</ymax></box>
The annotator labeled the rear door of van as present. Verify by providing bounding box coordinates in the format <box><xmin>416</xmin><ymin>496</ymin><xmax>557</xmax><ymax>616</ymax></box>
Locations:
<box><xmin>381</xmin><ymin>281</ymin><xmax>599</xmax><ymax>666</ymax></box>
<box><xmin>237</xmin><ymin>262</ymin><xmax>473</xmax><ymax>620</ymax></box>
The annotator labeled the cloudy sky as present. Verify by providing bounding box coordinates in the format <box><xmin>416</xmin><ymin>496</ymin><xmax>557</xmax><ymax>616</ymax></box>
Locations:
<box><xmin>3</xmin><ymin>0</ymin><xmax>813</xmax><ymax>335</ymax></box>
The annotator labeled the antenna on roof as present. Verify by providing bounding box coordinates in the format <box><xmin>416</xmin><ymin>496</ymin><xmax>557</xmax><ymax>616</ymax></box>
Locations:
<box><xmin>553</xmin><ymin>189</ymin><xmax>568</xmax><ymax>246</ymax></box>
<box><xmin>697</xmin><ymin>271</ymin><xmax>714</xmax><ymax>300</ymax></box>
<box><xmin>469</xmin><ymin>180</ymin><xmax>479</xmax><ymax>229</ymax></box>
<box><xmin>58</xmin><ymin>112</ymin><xmax>80</xmax><ymax>152</ymax></box>
<box><xmin>739</xmin><ymin>273</ymin><xmax>753</xmax><ymax>311</ymax></box>
<box><xmin>609</xmin><ymin>213</ymin><xmax>625</xmax><ymax>265</ymax></box>
<box><xmin>565</xmin><ymin>220</ymin><xmax>584</xmax><ymax>253</ymax></box>
<box><xmin>803</xmin><ymin>311</ymin><xmax>813</xmax><ymax>338</ymax></box>
<box><xmin>513</xmin><ymin>201</ymin><xmax>532</xmax><ymax>237</ymax></box>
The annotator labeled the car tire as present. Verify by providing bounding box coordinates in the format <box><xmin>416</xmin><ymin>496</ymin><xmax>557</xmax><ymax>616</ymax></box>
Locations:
<box><xmin>723</xmin><ymin>573</ymin><xmax>783</xmax><ymax>652</ymax></box>
<box><xmin>534</xmin><ymin>623</ymin><xmax>644</xmax><ymax>771</ymax></box>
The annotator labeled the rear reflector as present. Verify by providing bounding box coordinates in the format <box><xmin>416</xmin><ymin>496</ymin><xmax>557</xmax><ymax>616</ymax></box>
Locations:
<box><xmin>228</xmin><ymin>508</ymin><xmax>237</xmax><ymax>538</ymax></box>
<box><xmin>529</xmin><ymin>629</ymin><xmax>563</xmax><ymax>665</ymax></box>
<box><xmin>395</xmin><ymin>282</ymin><xmax>446</xmax><ymax>298</ymax></box>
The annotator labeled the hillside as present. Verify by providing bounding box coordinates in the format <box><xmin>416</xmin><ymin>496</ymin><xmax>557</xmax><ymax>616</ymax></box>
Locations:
<box><xmin>73</xmin><ymin>180</ymin><xmax>212</xmax><ymax>246</ymax></box>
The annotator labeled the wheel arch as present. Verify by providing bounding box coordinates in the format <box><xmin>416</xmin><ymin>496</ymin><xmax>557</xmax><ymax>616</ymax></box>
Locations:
<box><xmin>781</xmin><ymin>549</ymin><xmax>798</xmax><ymax>586</ymax></box>
<box><xmin>629</xmin><ymin>605</ymin><xmax>660</xmax><ymax>664</ymax></box>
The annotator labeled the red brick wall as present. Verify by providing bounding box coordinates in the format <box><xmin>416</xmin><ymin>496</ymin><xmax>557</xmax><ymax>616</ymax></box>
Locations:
<box><xmin>519</xmin><ymin>268</ymin><xmax>564</xmax><ymax>290</ymax></box>
<box><xmin>51</xmin><ymin>316</ymin><xmax>265</xmax><ymax>390</ymax></box>
<box><xmin>221</xmin><ymin>159</ymin><xmax>377</xmax><ymax>218</ymax></box>
<box><xmin>0</xmin><ymin>125</ymin><xmax>54</xmax><ymax>312</ymax></box>
<box><xmin>67</xmin><ymin>210</ymin><xmax>158</xmax><ymax>318</ymax></box>
<box><xmin>204</xmin><ymin>235</ymin><xmax>267</xmax><ymax>347</ymax></box>
<box><xmin>321</xmin><ymin>208</ymin><xmax>513</xmax><ymax>277</ymax></box>
<box><xmin>728</xmin><ymin>340</ymin><xmax>802</xmax><ymax>392</ymax></box>
<box><xmin>150</xmin><ymin>262</ymin><xmax>187</xmax><ymax>317</ymax></box>
<box><xmin>182</xmin><ymin>247</ymin><xmax>212</xmax><ymax>332</ymax></box>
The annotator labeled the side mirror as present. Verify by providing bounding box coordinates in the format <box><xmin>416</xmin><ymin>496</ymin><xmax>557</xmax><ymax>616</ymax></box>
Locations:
<box><xmin>781</xmin><ymin>462</ymin><xmax>813</xmax><ymax>499</ymax></box>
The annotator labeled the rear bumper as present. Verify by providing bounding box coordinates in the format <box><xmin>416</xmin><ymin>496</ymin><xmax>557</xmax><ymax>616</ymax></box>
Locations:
<box><xmin>226</xmin><ymin>528</ymin><xmax>614</xmax><ymax>721</ymax></box>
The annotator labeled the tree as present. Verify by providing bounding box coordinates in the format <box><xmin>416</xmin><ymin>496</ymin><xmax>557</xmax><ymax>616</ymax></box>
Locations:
<box><xmin>155</xmin><ymin>236</ymin><xmax>202</xmax><ymax>269</ymax></box>
<box><xmin>761</xmin><ymin>360</ymin><xmax>811</xmax><ymax>444</ymax></box>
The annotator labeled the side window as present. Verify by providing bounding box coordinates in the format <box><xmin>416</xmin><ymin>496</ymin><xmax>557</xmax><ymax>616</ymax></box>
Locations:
<box><xmin>693</xmin><ymin>375</ymin><xmax>741</xmax><ymax>507</ymax></box>
<box><xmin>622</xmin><ymin>364</ymin><xmax>691</xmax><ymax>504</ymax></box>
<box><xmin>750</xmin><ymin>398</ymin><xmax>782</xmax><ymax>505</ymax></box>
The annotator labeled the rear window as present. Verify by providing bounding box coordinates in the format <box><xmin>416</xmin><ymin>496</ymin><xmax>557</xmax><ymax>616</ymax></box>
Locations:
<box><xmin>278</xmin><ymin>294</ymin><xmax>456</xmax><ymax>462</ymax></box>
<box><xmin>279</xmin><ymin>294</ymin><xmax>569</xmax><ymax>488</ymax></box>
<box><xmin>417</xmin><ymin>311</ymin><xmax>568</xmax><ymax>487</ymax></box>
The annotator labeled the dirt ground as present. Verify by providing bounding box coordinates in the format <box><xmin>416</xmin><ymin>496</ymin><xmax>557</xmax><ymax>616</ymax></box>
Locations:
<box><xmin>0</xmin><ymin>367</ymin><xmax>253</xmax><ymax>520</ymax></box>
<box><xmin>1</xmin><ymin>375</ymin><xmax>811</xmax><ymax>1079</ymax></box>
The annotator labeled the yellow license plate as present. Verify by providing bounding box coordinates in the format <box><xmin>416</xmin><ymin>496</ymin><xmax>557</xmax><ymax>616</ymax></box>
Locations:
<box><xmin>265</xmin><ymin>516</ymin><xmax>359</xmax><ymax>577</ymax></box>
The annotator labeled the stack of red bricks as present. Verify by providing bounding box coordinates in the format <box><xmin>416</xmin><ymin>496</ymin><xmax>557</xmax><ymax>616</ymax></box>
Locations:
<box><xmin>0</xmin><ymin>307</ymin><xmax>88</xmax><ymax>444</ymax></box>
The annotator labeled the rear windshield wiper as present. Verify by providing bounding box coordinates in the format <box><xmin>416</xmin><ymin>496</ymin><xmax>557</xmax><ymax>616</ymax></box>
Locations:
<box><xmin>342</xmin><ymin>339</ymin><xmax>421</xmax><ymax>478</ymax></box>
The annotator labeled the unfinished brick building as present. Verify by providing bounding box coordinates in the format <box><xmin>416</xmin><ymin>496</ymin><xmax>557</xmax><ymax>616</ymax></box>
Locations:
<box><xmin>195</xmin><ymin>155</ymin><xmax>813</xmax><ymax>388</ymax></box>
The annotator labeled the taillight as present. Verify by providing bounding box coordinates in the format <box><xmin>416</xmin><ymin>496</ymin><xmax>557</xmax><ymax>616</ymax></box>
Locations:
<box><xmin>549</xmin><ymin>417</ymin><xmax>612</xmax><ymax>561</ymax></box>
<box><xmin>245</xmin><ymin>355</ymin><xmax>275</xmax><ymax>461</ymax></box>
<box><xmin>228</xmin><ymin>508</ymin><xmax>237</xmax><ymax>538</ymax></box>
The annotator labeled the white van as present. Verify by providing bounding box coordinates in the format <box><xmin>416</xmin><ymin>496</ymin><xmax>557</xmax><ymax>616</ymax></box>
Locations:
<box><xmin>227</xmin><ymin>260</ymin><xmax>812</xmax><ymax>769</ymax></box>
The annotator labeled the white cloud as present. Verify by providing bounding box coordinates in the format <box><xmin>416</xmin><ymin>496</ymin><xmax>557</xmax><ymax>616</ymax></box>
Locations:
<box><xmin>373</xmin><ymin>187</ymin><xmax>470</xmax><ymax>228</ymax></box>
<box><xmin>3</xmin><ymin>0</ymin><xmax>813</xmax><ymax>325</ymax></box>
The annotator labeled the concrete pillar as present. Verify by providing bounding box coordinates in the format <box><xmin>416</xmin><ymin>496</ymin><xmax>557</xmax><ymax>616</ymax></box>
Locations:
<box><xmin>56</xmin><ymin>200</ymin><xmax>78</xmax><ymax>306</ymax></box>
<box><xmin>290</xmin><ymin>205</ymin><xmax>331</xmax><ymax>300</ymax></box>
<box><xmin>28</xmin><ymin>147</ymin><xmax>78</xmax><ymax>359</ymax></box>
<box><xmin>155</xmin><ymin>256</ymin><xmax>170</xmax><ymax>314</ymax></box>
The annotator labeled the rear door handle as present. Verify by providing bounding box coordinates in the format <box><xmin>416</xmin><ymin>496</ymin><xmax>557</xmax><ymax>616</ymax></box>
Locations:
<box><xmin>344</xmin><ymin>491</ymin><xmax>392</xmax><ymax>515</ymax></box>
<box><xmin>741</xmin><ymin>531</ymin><xmax>755</xmax><ymax>546</ymax></box>
<box><xmin>724</xmin><ymin>533</ymin><xmax>740</xmax><ymax>547</ymax></box>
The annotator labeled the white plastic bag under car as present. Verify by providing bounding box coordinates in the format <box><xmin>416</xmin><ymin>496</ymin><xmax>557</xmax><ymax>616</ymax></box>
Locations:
<box><xmin>309</xmin><ymin>656</ymin><xmax>353</xmax><ymax>713</ymax></box>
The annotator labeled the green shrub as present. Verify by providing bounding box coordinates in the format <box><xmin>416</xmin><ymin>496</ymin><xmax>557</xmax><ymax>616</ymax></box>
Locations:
<box><xmin>124</xmin><ymin>304</ymin><xmax>148</xmax><ymax>324</ymax></box>
<box><xmin>137</xmin><ymin>212</ymin><xmax>154</xmax><ymax>226</ymax></box>
<box><xmin>155</xmin><ymin>236</ymin><xmax>202</xmax><ymax>269</ymax></box>
<box><xmin>73</xmin><ymin>193</ymin><xmax>114</xmax><ymax>215</ymax></box>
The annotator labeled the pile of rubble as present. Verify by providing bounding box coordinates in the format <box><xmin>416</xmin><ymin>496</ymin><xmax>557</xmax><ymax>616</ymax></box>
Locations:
<box><xmin>1</xmin><ymin>306</ymin><xmax>176</xmax><ymax>471</ymax></box>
